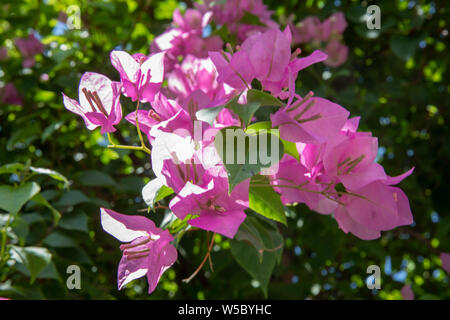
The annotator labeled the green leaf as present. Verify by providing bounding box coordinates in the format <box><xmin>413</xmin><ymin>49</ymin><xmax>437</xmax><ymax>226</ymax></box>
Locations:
<box><xmin>6</xmin><ymin>124</ymin><xmax>40</xmax><ymax>151</ymax></box>
<box><xmin>230</xmin><ymin>238</ymin><xmax>280</xmax><ymax>297</ymax></box>
<box><xmin>34</xmin><ymin>262</ymin><xmax>60</xmax><ymax>280</ymax></box>
<box><xmin>118</xmin><ymin>176</ymin><xmax>145</xmax><ymax>193</ymax></box>
<box><xmin>154</xmin><ymin>185</ymin><xmax>174</xmax><ymax>204</ymax></box>
<box><xmin>90</xmin><ymin>197</ymin><xmax>109</xmax><ymax>208</ymax></box>
<box><xmin>234</xmin><ymin>217</ymin><xmax>267</xmax><ymax>262</ymax></box>
<box><xmin>41</xmin><ymin>121</ymin><xmax>63</xmax><ymax>143</ymax></box>
<box><xmin>346</xmin><ymin>5</ymin><xmax>366</xmax><ymax>23</ymax></box>
<box><xmin>247</xmin><ymin>89</ymin><xmax>284</xmax><ymax>108</ymax></box>
<box><xmin>43</xmin><ymin>230</ymin><xmax>78</xmax><ymax>248</ymax></box>
<box><xmin>52</xmin><ymin>48</ymin><xmax>76</xmax><ymax>64</ymax></box>
<box><xmin>10</xmin><ymin>246</ymin><xmax>52</xmax><ymax>283</ymax></box>
<box><xmin>214</xmin><ymin>127</ymin><xmax>284</xmax><ymax>191</ymax></box>
<box><xmin>330</xmin><ymin>69</ymin><xmax>351</xmax><ymax>79</ymax></box>
<box><xmin>0</xmin><ymin>280</ymin><xmax>26</xmax><ymax>297</ymax></box>
<box><xmin>281</xmin><ymin>139</ymin><xmax>300</xmax><ymax>161</ymax></box>
<box><xmin>240</xmin><ymin>12</ymin><xmax>265</xmax><ymax>26</ymax></box>
<box><xmin>249</xmin><ymin>175</ymin><xmax>286</xmax><ymax>225</ymax></box>
<box><xmin>142</xmin><ymin>179</ymin><xmax>173</xmax><ymax>209</ymax></box>
<box><xmin>245</xmin><ymin>121</ymin><xmax>272</xmax><ymax>132</ymax></box>
<box><xmin>21</xmin><ymin>213</ymin><xmax>45</xmax><ymax>225</ymax></box>
<box><xmin>14</xmin><ymin>261</ymin><xmax>60</xmax><ymax>281</ymax></box>
<box><xmin>29</xmin><ymin>166</ymin><xmax>70</xmax><ymax>188</ymax></box>
<box><xmin>59</xmin><ymin>211</ymin><xmax>88</xmax><ymax>232</ymax></box>
<box><xmin>227</xmin><ymin>97</ymin><xmax>261</xmax><ymax>127</ymax></box>
<box><xmin>79</xmin><ymin>170</ymin><xmax>116</xmax><ymax>187</ymax></box>
<box><xmin>168</xmin><ymin>213</ymin><xmax>195</xmax><ymax>234</ymax></box>
<box><xmin>0</xmin><ymin>163</ymin><xmax>25</xmax><ymax>175</ymax></box>
<box><xmin>34</xmin><ymin>90</ymin><xmax>56</xmax><ymax>103</ymax></box>
<box><xmin>390</xmin><ymin>35</ymin><xmax>419</xmax><ymax>61</ymax></box>
<box><xmin>230</xmin><ymin>240</ymin><xmax>275</xmax><ymax>297</ymax></box>
<box><xmin>246</xmin><ymin>123</ymin><xmax>299</xmax><ymax>161</ymax></box>
<box><xmin>11</xmin><ymin>216</ymin><xmax>29</xmax><ymax>243</ymax></box>
<box><xmin>196</xmin><ymin>105</ymin><xmax>225</xmax><ymax>126</ymax></box>
<box><xmin>31</xmin><ymin>193</ymin><xmax>61</xmax><ymax>224</ymax></box>
<box><xmin>0</xmin><ymin>182</ymin><xmax>41</xmax><ymax>214</ymax></box>
<box><xmin>226</xmin><ymin>90</ymin><xmax>283</xmax><ymax>127</ymax></box>
<box><xmin>56</xmin><ymin>190</ymin><xmax>90</xmax><ymax>207</ymax></box>
<box><xmin>232</xmin><ymin>214</ymin><xmax>284</xmax><ymax>296</ymax></box>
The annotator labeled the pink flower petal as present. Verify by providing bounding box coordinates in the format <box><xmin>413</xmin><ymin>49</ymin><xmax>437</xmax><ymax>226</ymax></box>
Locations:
<box><xmin>401</xmin><ymin>285</ymin><xmax>414</xmax><ymax>300</ymax></box>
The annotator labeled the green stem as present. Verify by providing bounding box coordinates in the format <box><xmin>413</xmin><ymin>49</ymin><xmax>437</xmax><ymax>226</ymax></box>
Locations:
<box><xmin>0</xmin><ymin>214</ymin><xmax>12</xmax><ymax>272</ymax></box>
<box><xmin>108</xmin><ymin>144</ymin><xmax>149</xmax><ymax>152</ymax></box>
<box><xmin>104</xmin><ymin>99</ymin><xmax>152</xmax><ymax>155</ymax></box>
<box><xmin>135</xmin><ymin>100</ymin><xmax>151</xmax><ymax>153</ymax></box>
<box><xmin>107</xmin><ymin>133</ymin><xmax>151</xmax><ymax>154</ymax></box>
<box><xmin>182</xmin><ymin>232</ymin><xmax>216</xmax><ymax>283</ymax></box>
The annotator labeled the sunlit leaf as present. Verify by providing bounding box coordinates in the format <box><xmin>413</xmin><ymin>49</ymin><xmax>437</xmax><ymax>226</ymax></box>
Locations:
<box><xmin>0</xmin><ymin>182</ymin><xmax>41</xmax><ymax>214</ymax></box>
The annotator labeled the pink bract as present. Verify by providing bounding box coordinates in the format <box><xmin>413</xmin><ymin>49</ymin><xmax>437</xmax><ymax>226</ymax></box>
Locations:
<box><xmin>15</xmin><ymin>33</ymin><xmax>44</xmax><ymax>68</ymax></box>
<box><xmin>62</xmin><ymin>72</ymin><xmax>122</xmax><ymax>134</ymax></box>
<box><xmin>110</xmin><ymin>50</ymin><xmax>165</xmax><ymax>103</ymax></box>
<box><xmin>100</xmin><ymin>208</ymin><xmax>177</xmax><ymax>294</ymax></box>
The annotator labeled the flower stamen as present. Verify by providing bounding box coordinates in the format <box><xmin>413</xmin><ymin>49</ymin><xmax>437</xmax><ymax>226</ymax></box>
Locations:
<box><xmin>286</xmin><ymin>91</ymin><xmax>314</xmax><ymax>112</ymax></box>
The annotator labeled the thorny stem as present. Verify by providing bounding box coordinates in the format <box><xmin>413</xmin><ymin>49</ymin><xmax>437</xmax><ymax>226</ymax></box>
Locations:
<box><xmin>182</xmin><ymin>232</ymin><xmax>216</xmax><ymax>283</ymax></box>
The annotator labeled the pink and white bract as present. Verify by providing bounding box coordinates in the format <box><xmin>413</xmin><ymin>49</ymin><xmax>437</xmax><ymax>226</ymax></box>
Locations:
<box><xmin>62</xmin><ymin>72</ymin><xmax>122</xmax><ymax>134</ymax></box>
<box><xmin>100</xmin><ymin>208</ymin><xmax>177</xmax><ymax>294</ymax></box>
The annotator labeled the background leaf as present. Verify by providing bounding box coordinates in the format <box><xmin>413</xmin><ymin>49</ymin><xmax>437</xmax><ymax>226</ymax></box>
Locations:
<box><xmin>0</xmin><ymin>182</ymin><xmax>41</xmax><ymax>214</ymax></box>
<box><xmin>10</xmin><ymin>246</ymin><xmax>52</xmax><ymax>283</ymax></box>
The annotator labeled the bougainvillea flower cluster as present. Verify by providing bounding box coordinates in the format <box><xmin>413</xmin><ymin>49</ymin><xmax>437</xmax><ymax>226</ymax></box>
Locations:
<box><xmin>62</xmin><ymin>2</ymin><xmax>416</xmax><ymax>294</ymax></box>
<box><xmin>0</xmin><ymin>83</ymin><xmax>23</xmax><ymax>106</ymax></box>
<box><xmin>289</xmin><ymin>12</ymin><xmax>349</xmax><ymax>67</ymax></box>
<box><xmin>0</xmin><ymin>33</ymin><xmax>45</xmax><ymax>105</ymax></box>
<box><xmin>14</xmin><ymin>33</ymin><xmax>45</xmax><ymax>68</ymax></box>
<box><xmin>62</xmin><ymin>72</ymin><xmax>122</xmax><ymax>134</ymax></box>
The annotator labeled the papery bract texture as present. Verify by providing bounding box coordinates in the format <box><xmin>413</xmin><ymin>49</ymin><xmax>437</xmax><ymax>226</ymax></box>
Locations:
<box><xmin>62</xmin><ymin>72</ymin><xmax>122</xmax><ymax>134</ymax></box>
<box><xmin>100</xmin><ymin>208</ymin><xmax>177</xmax><ymax>294</ymax></box>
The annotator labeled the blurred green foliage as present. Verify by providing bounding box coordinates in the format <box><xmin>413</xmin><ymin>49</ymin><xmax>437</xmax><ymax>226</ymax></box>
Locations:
<box><xmin>0</xmin><ymin>0</ymin><xmax>449</xmax><ymax>299</ymax></box>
